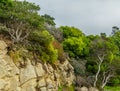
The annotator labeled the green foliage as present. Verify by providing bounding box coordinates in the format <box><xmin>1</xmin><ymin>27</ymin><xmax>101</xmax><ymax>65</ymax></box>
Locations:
<box><xmin>60</xmin><ymin>26</ymin><xmax>83</xmax><ymax>38</ymax></box>
<box><xmin>0</xmin><ymin>1</ymin><xmax>42</xmax><ymax>26</ymax></box>
<box><xmin>58</xmin><ymin>86</ymin><xmax>62</xmax><ymax>91</ymax></box>
<box><xmin>0</xmin><ymin>1</ymin><xmax>44</xmax><ymax>43</ymax></box>
<box><xmin>100</xmin><ymin>32</ymin><xmax>107</xmax><ymax>38</ymax></box>
<box><xmin>0</xmin><ymin>23</ymin><xmax>9</xmax><ymax>35</ymax></box>
<box><xmin>0</xmin><ymin>0</ymin><xmax>13</xmax><ymax>20</ymax></box>
<box><xmin>9</xmin><ymin>47</ymin><xmax>28</xmax><ymax>66</ymax></box>
<box><xmin>105</xmin><ymin>86</ymin><xmax>120</xmax><ymax>91</ymax></box>
<box><xmin>60</xmin><ymin>26</ymin><xmax>89</xmax><ymax>58</ymax></box>
<box><xmin>105</xmin><ymin>51</ymin><xmax>114</xmax><ymax>63</ymax></box>
<box><xmin>28</xmin><ymin>30</ymin><xmax>58</xmax><ymax>64</ymax></box>
<box><xmin>86</xmin><ymin>36</ymin><xmax>120</xmax><ymax>88</ymax></box>
<box><xmin>0</xmin><ymin>0</ymin><xmax>13</xmax><ymax>7</ymax></box>
<box><xmin>58</xmin><ymin>85</ymin><xmax>75</xmax><ymax>91</ymax></box>
<box><xmin>86</xmin><ymin>63</ymin><xmax>97</xmax><ymax>74</ymax></box>
<box><xmin>87</xmin><ymin>35</ymin><xmax>99</xmax><ymax>41</ymax></box>
<box><xmin>107</xmin><ymin>56</ymin><xmax>120</xmax><ymax>86</ymax></box>
<box><xmin>109</xmin><ymin>77</ymin><xmax>120</xmax><ymax>86</ymax></box>
<box><xmin>0</xmin><ymin>0</ymin><xmax>12</xmax><ymax>3</ymax></box>
<box><xmin>42</xmin><ymin>14</ymin><xmax>56</xmax><ymax>26</ymax></box>
<box><xmin>11</xmin><ymin>1</ymin><xmax>42</xmax><ymax>28</ymax></box>
<box><xmin>89</xmin><ymin>37</ymin><xmax>119</xmax><ymax>59</ymax></box>
<box><xmin>111</xmin><ymin>30</ymin><xmax>120</xmax><ymax>56</ymax></box>
<box><xmin>29</xmin><ymin>30</ymin><xmax>53</xmax><ymax>46</ymax></box>
<box><xmin>45</xmin><ymin>44</ymin><xmax>58</xmax><ymax>63</ymax></box>
<box><xmin>63</xmin><ymin>37</ymin><xmax>88</xmax><ymax>57</ymax></box>
<box><xmin>52</xmin><ymin>40</ymin><xmax>65</xmax><ymax>62</ymax></box>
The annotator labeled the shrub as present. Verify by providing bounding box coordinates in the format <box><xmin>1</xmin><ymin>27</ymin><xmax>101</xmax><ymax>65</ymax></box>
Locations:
<box><xmin>60</xmin><ymin>26</ymin><xmax>89</xmax><ymax>58</ymax></box>
<box><xmin>108</xmin><ymin>76</ymin><xmax>120</xmax><ymax>86</ymax></box>
<box><xmin>63</xmin><ymin>37</ymin><xmax>88</xmax><ymax>58</ymax></box>
<box><xmin>29</xmin><ymin>30</ymin><xmax>53</xmax><ymax>46</ymax></box>
<box><xmin>58</xmin><ymin>84</ymin><xmax>75</xmax><ymax>91</ymax></box>
<box><xmin>71</xmin><ymin>58</ymin><xmax>86</xmax><ymax>76</ymax></box>
<box><xmin>52</xmin><ymin>40</ymin><xmax>66</xmax><ymax>62</ymax></box>
<box><xmin>0</xmin><ymin>23</ymin><xmax>9</xmax><ymax>36</ymax></box>
<box><xmin>9</xmin><ymin>47</ymin><xmax>28</xmax><ymax>67</ymax></box>
<box><xmin>60</xmin><ymin>26</ymin><xmax>83</xmax><ymax>38</ymax></box>
<box><xmin>28</xmin><ymin>30</ymin><xmax>58</xmax><ymax>64</ymax></box>
<box><xmin>45</xmin><ymin>43</ymin><xmax>58</xmax><ymax>63</ymax></box>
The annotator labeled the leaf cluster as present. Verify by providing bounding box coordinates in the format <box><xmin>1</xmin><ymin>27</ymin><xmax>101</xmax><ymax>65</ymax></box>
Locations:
<box><xmin>60</xmin><ymin>26</ymin><xmax>89</xmax><ymax>58</ymax></box>
<box><xmin>28</xmin><ymin>30</ymin><xmax>58</xmax><ymax>64</ymax></box>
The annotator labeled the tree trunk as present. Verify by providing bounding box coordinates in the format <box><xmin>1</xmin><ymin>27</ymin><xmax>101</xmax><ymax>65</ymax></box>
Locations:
<box><xmin>93</xmin><ymin>55</ymin><xmax>104</xmax><ymax>87</ymax></box>
<box><xmin>101</xmin><ymin>72</ymin><xmax>113</xmax><ymax>89</ymax></box>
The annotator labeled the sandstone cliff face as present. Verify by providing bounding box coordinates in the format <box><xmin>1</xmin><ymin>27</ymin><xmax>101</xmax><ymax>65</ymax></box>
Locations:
<box><xmin>0</xmin><ymin>40</ymin><xmax>75</xmax><ymax>91</ymax></box>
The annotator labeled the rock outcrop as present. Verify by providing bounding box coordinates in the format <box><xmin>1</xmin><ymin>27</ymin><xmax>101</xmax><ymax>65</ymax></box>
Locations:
<box><xmin>0</xmin><ymin>40</ymin><xmax>75</xmax><ymax>91</ymax></box>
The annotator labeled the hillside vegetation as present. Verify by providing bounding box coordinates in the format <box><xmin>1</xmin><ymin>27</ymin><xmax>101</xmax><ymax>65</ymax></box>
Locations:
<box><xmin>0</xmin><ymin>0</ymin><xmax>120</xmax><ymax>91</ymax></box>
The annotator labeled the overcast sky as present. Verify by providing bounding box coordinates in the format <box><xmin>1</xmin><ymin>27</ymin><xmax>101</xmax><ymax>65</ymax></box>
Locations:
<box><xmin>24</xmin><ymin>0</ymin><xmax>120</xmax><ymax>35</ymax></box>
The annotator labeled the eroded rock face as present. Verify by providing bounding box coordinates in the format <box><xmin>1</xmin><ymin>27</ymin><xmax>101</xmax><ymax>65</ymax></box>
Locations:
<box><xmin>0</xmin><ymin>40</ymin><xmax>75</xmax><ymax>91</ymax></box>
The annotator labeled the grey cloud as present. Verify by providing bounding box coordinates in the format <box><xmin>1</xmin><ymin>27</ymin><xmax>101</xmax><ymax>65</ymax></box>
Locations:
<box><xmin>24</xmin><ymin>0</ymin><xmax>120</xmax><ymax>35</ymax></box>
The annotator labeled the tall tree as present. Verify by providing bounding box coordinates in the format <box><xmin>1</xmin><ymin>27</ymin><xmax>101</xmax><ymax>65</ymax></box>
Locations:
<box><xmin>87</xmin><ymin>36</ymin><xmax>119</xmax><ymax>89</ymax></box>
<box><xmin>42</xmin><ymin>14</ymin><xmax>56</xmax><ymax>26</ymax></box>
<box><xmin>0</xmin><ymin>0</ymin><xmax>12</xmax><ymax>5</ymax></box>
<box><xmin>111</xmin><ymin>26</ymin><xmax>119</xmax><ymax>35</ymax></box>
<box><xmin>0</xmin><ymin>1</ymin><xmax>44</xmax><ymax>43</ymax></box>
<box><xmin>60</xmin><ymin>26</ymin><xmax>89</xmax><ymax>58</ymax></box>
<box><xmin>111</xmin><ymin>30</ymin><xmax>120</xmax><ymax>56</ymax></box>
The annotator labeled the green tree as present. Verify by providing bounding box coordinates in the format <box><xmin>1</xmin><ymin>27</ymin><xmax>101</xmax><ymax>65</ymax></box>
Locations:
<box><xmin>60</xmin><ymin>26</ymin><xmax>83</xmax><ymax>38</ymax></box>
<box><xmin>108</xmin><ymin>56</ymin><xmax>120</xmax><ymax>86</ymax></box>
<box><xmin>42</xmin><ymin>14</ymin><xmax>56</xmax><ymax>26</ymax></box>
<box><xmin>100</xmin><ymin>32</ymin><xmax>106</xmax><ymax>38</ymax></box>
<box><xmin>111</xmin><ymin>26</ymin><xmax>119</xmax><ymax>35</ymax></box>
<box><xmin>111</xmin><ymin>30</ymin><xmax>120</xmax><ymax>56</ymax></box>
<box><xmin>0</xmin><ymin>1</ymin><xmax>44</xmax><ymax>43</ymax></box>
<box><xmin>0</xmin><ymin>0</ymin><xmax>12</xmax><ymax>4</ymax></box>
<box><xmin>63</xmin><ymin>37</ymin><xmax>88</xmax><ymax>57</ymax></box>
<box><xmin>60</xmin><ymin>26</ymin><xmax>89</xmax><ymax>58</ymax></box>
<box><xmin>86</xmin><ymin>36</ymin><xmax>119</xmax><ymax>89</ymax></box>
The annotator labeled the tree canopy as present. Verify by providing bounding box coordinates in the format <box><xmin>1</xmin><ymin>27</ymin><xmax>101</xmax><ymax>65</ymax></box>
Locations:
<box><xmin>42</xmin><ymin>14</ymin><xmax>56</xmax><ymax>26</ymax></box>
<box><xmin>60</xmin><ymin>26</ymin><xmax>89</xmax><ymax>58</ymax></box>
<box><xmin>0</xmin><ymin>1</ymin><xmax>44</xmax><ymax>43</ymax></box>
<box><xmin>86</xmin><ymin>36</ymin><xmax>119</xmax><ymax>88</ymax></box>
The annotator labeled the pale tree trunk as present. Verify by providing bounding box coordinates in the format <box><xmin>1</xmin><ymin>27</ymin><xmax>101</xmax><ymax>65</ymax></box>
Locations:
<box><xmin>93</xmin><ymin>55</ymin><xmax>104</xmax><ymax>87</ymax></box>
<box><xmin>101</xmin><ymin>71</ymin><xmax>113</xmax><ymax>88</ymax></box>
<box><xmin>8</xmin><ymin>21</ymin><xmax>30</xmax><ymax>43</ymax></box>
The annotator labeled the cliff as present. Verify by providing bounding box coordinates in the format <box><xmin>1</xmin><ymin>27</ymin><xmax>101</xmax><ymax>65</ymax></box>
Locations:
<box><xmin>0</xmin><ymin>40</ymin><xmax>75</xmax><ymax>91</ymax></box>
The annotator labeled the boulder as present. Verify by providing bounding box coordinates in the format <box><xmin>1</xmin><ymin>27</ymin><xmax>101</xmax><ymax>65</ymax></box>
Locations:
<box><xmin>80</xmin><ymin>87</ymin><xmax>88</xmax><ymax>91</ymax></box>
<box><xmin>40</xmin><ymin>87</ymin><xmax>47</xmax><ymax>91</ymax></box>
<box><xmin>89</xmin><ymin>87</ymin><xmax>99</xmax><ymax>91</ymax></box>
<box><xmin>20</xmin><ymin>59</ymin><xmax>36</xmax><ymax>84</ymax></box>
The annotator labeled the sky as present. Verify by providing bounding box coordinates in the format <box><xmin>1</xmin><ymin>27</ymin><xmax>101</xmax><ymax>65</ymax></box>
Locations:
<box><xmin>23</xmin><ymin>0</ymin><xmax>120</xmax><ymax>35</ymax></box>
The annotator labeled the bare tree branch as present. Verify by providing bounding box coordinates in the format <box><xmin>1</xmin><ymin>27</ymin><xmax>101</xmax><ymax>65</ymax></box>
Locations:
<box><xmin>93</xmin><ymin>55</ymin><xmax>105</xmax><ymax>87</ymax></box>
